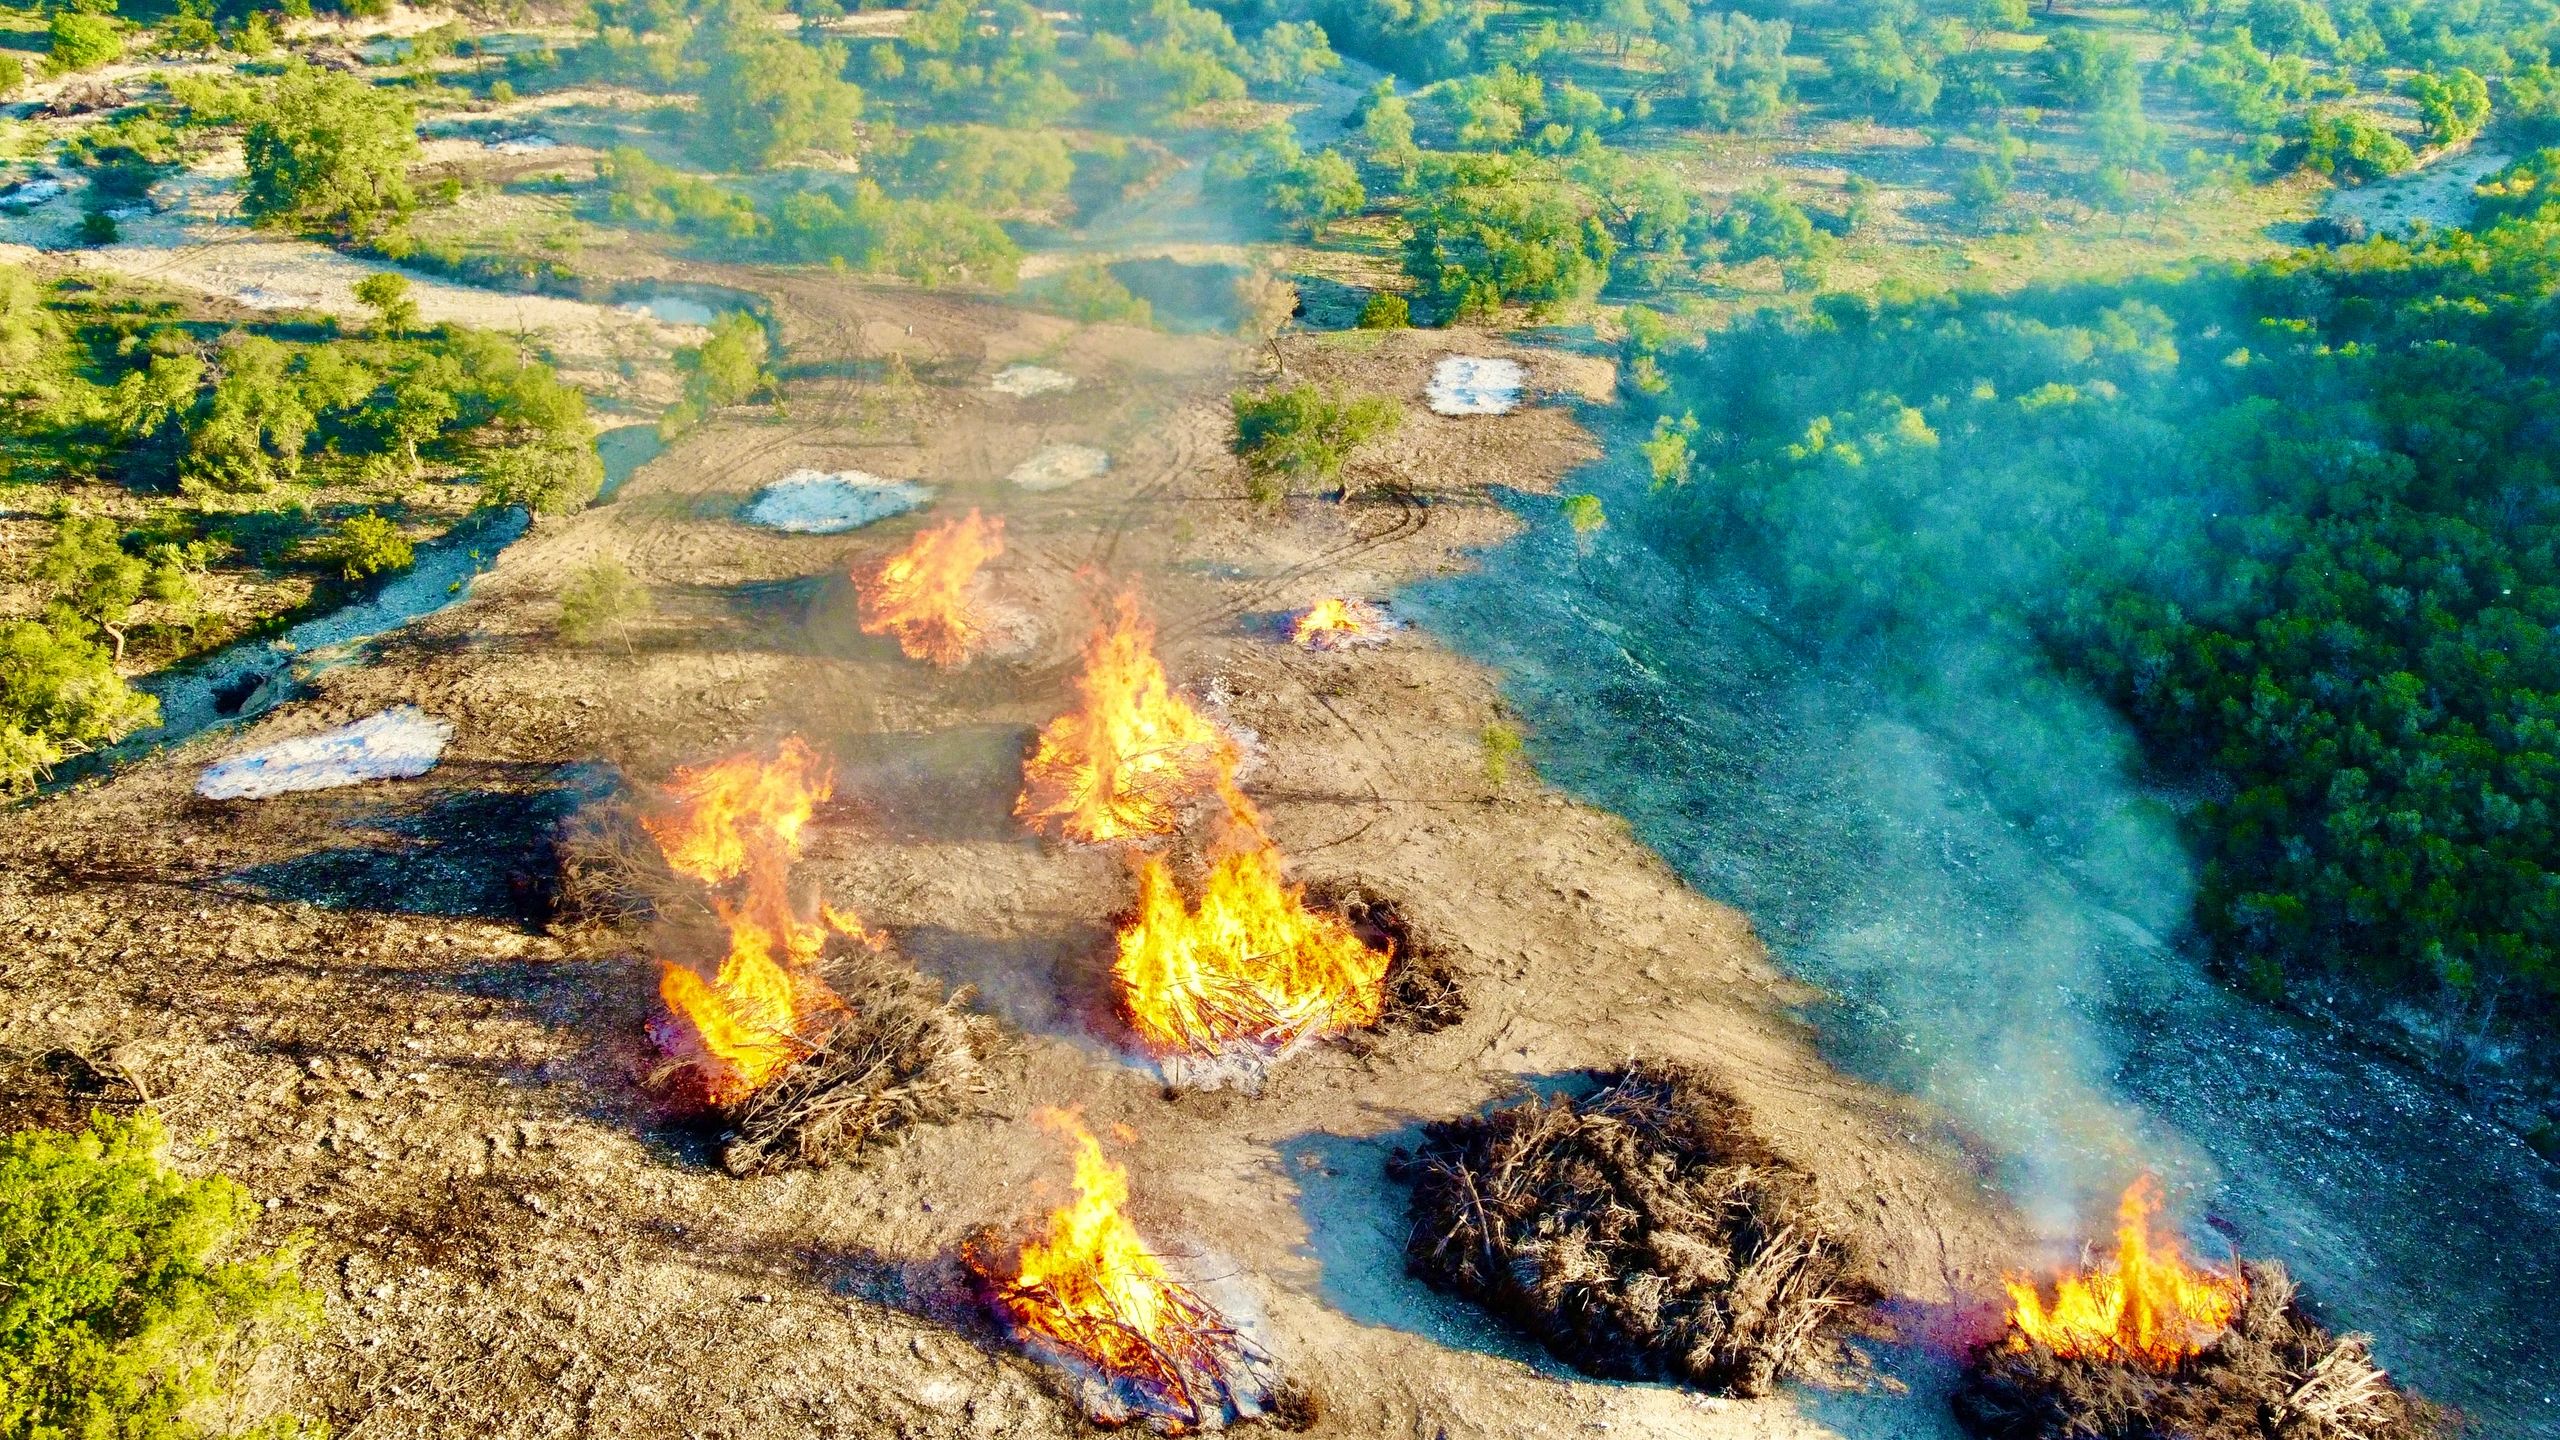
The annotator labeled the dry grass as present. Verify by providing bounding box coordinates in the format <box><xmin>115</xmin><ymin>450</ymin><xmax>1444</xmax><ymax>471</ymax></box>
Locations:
<box><xmin>1390</xmin><ymin>1061</ymin><xmax>1869</xmax><ymax>1397</ymax></box>
<box><xmin>1955</xmin><ymin>1261</ymin><xmax>2452</xmax><ymax>1440</ymax></box>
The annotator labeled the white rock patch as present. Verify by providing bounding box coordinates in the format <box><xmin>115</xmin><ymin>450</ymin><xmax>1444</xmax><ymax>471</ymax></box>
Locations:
<box><xmin>742</xmin><ymin>470</ymin><xmax>932</xmax><ymax>534</ymax></box>
<box><xmin>991</xmin><ymin>363</ymin><xmax>1076</xmax><ymax>397</ymax></box>
<box><xmin>198</xmin><ymin>706</ymin><xmax>452</xmax><ymax>799</ymax></box>
<box><xmin>1006</xmin><ymin>443</ymin><xmax>1111</xmax><ymax>491</ymax></box>
<box><xmin>1426</xmin><ymin>355</ymin><xmax>1527</xmax><ymax>416</ymax></box>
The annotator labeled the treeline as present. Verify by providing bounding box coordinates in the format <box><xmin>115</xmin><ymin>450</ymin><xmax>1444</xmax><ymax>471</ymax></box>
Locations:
<box><xmin>1636</xmin><ymin>157</ymin><xmax>2560</xmax><ymax>1021</ymax></box>
<box><xmin>0</xmin><ymin>267</ymin><xmax>600</xmax><ymax>794</ymax></box>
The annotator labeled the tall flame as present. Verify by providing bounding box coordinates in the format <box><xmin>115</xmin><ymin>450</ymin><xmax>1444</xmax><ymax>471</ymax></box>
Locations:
<box><xmin>642</xmin><ymin>738</ymin><xmax>850</xmax><ymax>1104</ymax></box>
<box><xmin>858</xmin><ymin>509</ymin><xmax>1006</xmax><ymax>667</ymax></box>
<box><xmin>1017</xmin><ymin>591</ymin><xmax>1236</xmax><ymax>844</ymax></box>
<box><xmin>2005</xmin><ymin>1176</ymin><xmax>2246</xmax><ymax>1366</ymax></box>
<box><xmin>980</xmin><ymin>1111</ymin><xmax>1234</xmax><ymax>1388</ymax></box>
<box><xmin>1113</xmin><ymin>779</ymin><xmax>1391</xmax><ymax>1061</ymax></box>
<box><xmin>1289</xmin><ymin>597</ymin><xmax>1385</xmax><ymax>650</ymax></box>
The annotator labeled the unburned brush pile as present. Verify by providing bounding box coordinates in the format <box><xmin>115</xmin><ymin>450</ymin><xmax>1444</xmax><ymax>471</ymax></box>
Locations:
<box><xmin>1955</xmin><ymin>1261</ymin><xmax>2449</xmax><ymax>1440</ymax></box>
<box><xmin>1390</xmin><ymin>1062</ymin><xmax>1866</xmax><ymax>1397</ymax></box>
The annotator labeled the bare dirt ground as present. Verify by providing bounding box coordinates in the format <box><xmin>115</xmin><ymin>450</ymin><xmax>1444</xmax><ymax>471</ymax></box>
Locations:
<box><xmin>0</xmin><ymin>270</ymin><xmax>2026</xmax><ymax>1438</ymax></box>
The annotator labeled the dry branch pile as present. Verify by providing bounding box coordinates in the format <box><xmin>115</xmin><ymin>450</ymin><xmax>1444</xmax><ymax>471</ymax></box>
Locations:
<box><xmin>1306</xmin><ymin>883</ymin><xmax>1467</xmax><ymax>1037</ymax></box>
<box><xmin>965</xmin><ymin>1253</ymin><xmax>1314</xmax><ymax>1432</ymax></box>
<box><xmin>1390</xmin><ymin>1061</ymin><xmax>1866</xmax><ymax>1396</ymax></box>
<box><xmin>713</xmin><ymin>951</ymin><xmax>993</xmax><ymax>1177</ymax></box>
<box><xmin>1955</xmin><ymin>1262</ymin><xmax>2449</xmax><ymax>1440</ymax></box>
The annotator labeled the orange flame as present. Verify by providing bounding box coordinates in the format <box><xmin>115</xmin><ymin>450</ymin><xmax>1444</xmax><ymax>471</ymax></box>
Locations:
<box><xmin>1113</xmin><ymin>781</ymin><xmax>1390</xmax><ymax>1060</ymax></box>
<box><xmin>642</xmin><ymin>738</ymin><xmax>852</xmax><ymax>1104</ymax></box>
<box><xmin>2005</xmin><ymin>1176</ymin><xmax>2245</xmax><ymax>1366</ymax></box>
<box><xmin>1017</xmin><ymin>592</ymin><xmax>1236</xmax><ymax>844</ymax></box>
<box><xmin>858</xmin><ymin>509</ymin><xmax>1007</xmax><ymax>667</ymax></box>
<box><xmin>639</xmin><ymin>736</ymin><xmax>829</xmax><ymax>887</ymax></box>
<box><xmin>1289</xmin><ymin>597</ymin><xmax>1384</xmax><ymax>650</ymax></box>
<box><xmin>983</xmin><ymin>1111</ymin><xmax>1229</xmax><ymax>1380</ymax></box>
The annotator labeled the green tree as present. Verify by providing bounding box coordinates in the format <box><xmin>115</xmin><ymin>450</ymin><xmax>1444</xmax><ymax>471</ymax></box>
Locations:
<box><xmin>0</xmin><ymin>52</ymin><xmax>25</xmax><ymax>97</ymax></box>
<box><xmin>0</xmin><ymin>620</ymin><xmax>158</xmax><ymax>793</ymax></box>
<box><xmin>240</xmin><ymin>64</ymin><xmax>420</xmax><ymax>241</ymax></box>
<box><xmin>44</xmin><ymin>11</ymin><xmax>122</xmax><ymax>75</ymax></box>
<box><xmin>2407</xmin><ymin>68</ymin><xmax>2490</xmax><ymax>147</ymax></box>
<box><xmin>0</xmin><ymin>1113</ymin><xmax>320</xmax><ymax>1436</ymax></box>
<box><xmin>37</xmin><ymin>514</ymin><xmax>148</xmax><ymax>664</ymax></box>
<box><xmin>2289</xmin><ymin>106</ymin><xmax>2415</xmax><ymax>183</ymax></box>
<box><xmin>353</xmin><ymin>270</ymin><xmax>419</xmax><ymax>335</ymax></box>
<box><xmin>663</xmin><ymin>312</ymin><xmax>772</xmax><ymax>435</ymax></box>
<box><xmin>1245</xmin><ymin>19</ymin><xmax>1339</xmax><ymax>92</ymax></box>
<box><xmin>693</xmin><ymin>15</ymin><xmax>863</xmax><ymax>167</ymax></box>
<box><xmin>1358</xmin><ymin>81</ymin><xmax>1421</xmax><ymax>183</ymax></box>
<box><xmin>1231</xmin><ymin>385</ymin><xmax>1403</xmax><ymax>502</ymax></box>
<box><xmin>1356</xmin><ymin>290</ymin><xmax>1410</xmax><ymax>328</ymax></box>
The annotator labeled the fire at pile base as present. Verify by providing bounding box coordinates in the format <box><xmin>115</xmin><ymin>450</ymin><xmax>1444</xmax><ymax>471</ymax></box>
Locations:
<box><xmin>1955</xmin><ymin>1260</ymin><xmax>2448</xmax><ymax>1440</ymax></box>
<box><xmin>967</xmin><ymin>1116</ymin><xmax>1311</xmax><ymax>1433</ymax></box>
<box><xmin>1391</xmin><ymin>1062</ymin><xmax>1869</xmax><ymax>1398</ymax></box>
<box><xmin>1285</xmin><ymin>598</ymin><xmax>1401</xmax><ymax>652</ymax></box>
<box><xmin>708</xmin><ymin>948</ymin><xmax>992</xmax><ymax>1177</ymax></box>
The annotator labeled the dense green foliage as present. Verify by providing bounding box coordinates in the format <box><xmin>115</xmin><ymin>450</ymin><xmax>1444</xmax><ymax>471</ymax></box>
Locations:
<box><xmin>662</xmin><ymin>311</ymin><xmax>774</xmax><ymax>435</ymax></box>
<box><xmin>1230</xmin><ymin>384</ymin><xmax>1402</xmax><ymax>502</ymax></box>
<box><xmin>45</xmin><ymin>10</ymin><xmax>124</xmax><ymax>74</ymax></box>
<box><xmin>239</xmin><ymin>64</ymin><xmax>419</xmax><ymax>241</ymax></box>
<box><xmin>600</xmin><ymin>149</ymin><xmax>1022</xmax><ymax>288</ymax></box>
<box><xmin>0</xmin><ymin>1113</ymin><xmax>319</xmax><ymax>1438</ymax></box>
<box><xmin>0</xmin><ymin>268</ymin><xmax>598</xmax><ymax>793</ymax></box>
<box><xmin>1641</xmin><ymin>192</ymin><xmax>2560</xmax><ymax>1017</ymax></box>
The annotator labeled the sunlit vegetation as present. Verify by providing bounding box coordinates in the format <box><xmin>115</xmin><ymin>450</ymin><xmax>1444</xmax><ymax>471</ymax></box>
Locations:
<box><xmin>1640</xmin><ymin>185</ymin><xmax>2560</xmax><ymax>1020</ymax></box>
<box><xmin>0</xmin><ymin>268</ymin><xmax>598</xmax><ymax>793</ymax></box>
<box><xmin>1230</xmin><ymin>384</ymin><xmax>1402</xmax><ymax>503</ymax></box>
<box><xmin>0</xmin><ymin>1113</ymin><xmax>321</xmax><ymax>1439</ymax></box>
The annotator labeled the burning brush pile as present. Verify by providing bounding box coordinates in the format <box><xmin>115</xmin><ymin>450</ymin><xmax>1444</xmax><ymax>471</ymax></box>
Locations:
<box><xmin>1286</xmin><ymin>598</ymin><xmax>1397</xmax><ymax>652</ymax></box>
<box><xmin>1391</xmin><ymin>1062</ymin><xmax>1868</xmax><ymax>1397</ymax></box>
<box><xmin>1956</xmin><ymin>1178</ymin><xmax>2447</xmax><ymax>1440</ymax></box>
<box><xmin>641</xmin><ymin>738</ymin><xmax>988</xmax><ymax>1175</ymax></box>
<box><xmin>965</xmin><ymin>1111</ymin><xmax>1311</xmax><ymax>1432</ymax></box>
<box><xmin>857</xmin><ymin>509</ymin><xmax>1017</xmax><ymax>667</ymax></box>
<box><xmin>1019</xmin><ymin>592</ymin><xmax>1448</xmax><ymax>1087</ymax></box>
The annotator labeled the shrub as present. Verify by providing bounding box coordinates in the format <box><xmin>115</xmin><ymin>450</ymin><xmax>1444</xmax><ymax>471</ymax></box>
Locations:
<box><xmin>0</xmin><ymin>619</ymin><xmax>159</xmax><ymax>795</ymax></box>
<box><xmin>1230</xmin><ymin>385</ymin><xmax>1402</xmax><ymax>502</ymax></box>
<box><xmin>1035</xmin><ymin>261</ymin><xmax>1153</xmax><ymax>325</ymax></box>
<box><xmin>1479</xmin><ymin>719</ymin><xmax>1524</xmax><ymax>785</ymax></box>
<box><xmin>662</xmin><ymin>312</ymin><xmax>773</xmax><ymax>436</ymax></box>
<box><xmin>557</xmin><ymin>556</ymin><xmax>652</xmax><ymax>644</ymax></box>
<box><xmin>45</xmin><ymin>11</ymin><xmax>122</xmax><ymax>75</ymax></box>
<box><xmin>326</xmin><ymin>511</ymin><xmax>413</xmax><ymax>581</ymax></box>
<box><xmin>2288</xmin><ymin>107</ymin><xmax>2415</xmax><ymax>183</ymax></box>
<box><xmin>0</xmin><ymin>1112</ymin><xmax>320</xmax><ymax>1438</ymax></box>
<box><xmin>353</xmin><ymin>271</ymin><xmax>418</xmax><ymax>336</ymax></box>
<box><xmin>1356</xmin><ymin>291</ymin><xmax>1410</xmax><ymax>329</ymax></box>
<box><xmin>0</xmin><ymin>53</ymin><xmax>26</xmax><ymax>98</ymax></box>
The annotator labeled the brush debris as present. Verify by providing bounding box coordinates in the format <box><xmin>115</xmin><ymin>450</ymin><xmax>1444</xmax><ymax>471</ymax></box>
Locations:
<box><xmin>713</xmin><ymin>949</ymin><xmax>993</xmax><ymax>1177</ymax></box>
<box><xmin>1391</xmin><ymin>1061</ymin><xmax>1866</xmax><ymax>1397</ymax></box>
<box><xmin>1954</xmin><ymin>1261</ymin><xmax>2449</xmax><ymax>1440</ymax></box>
